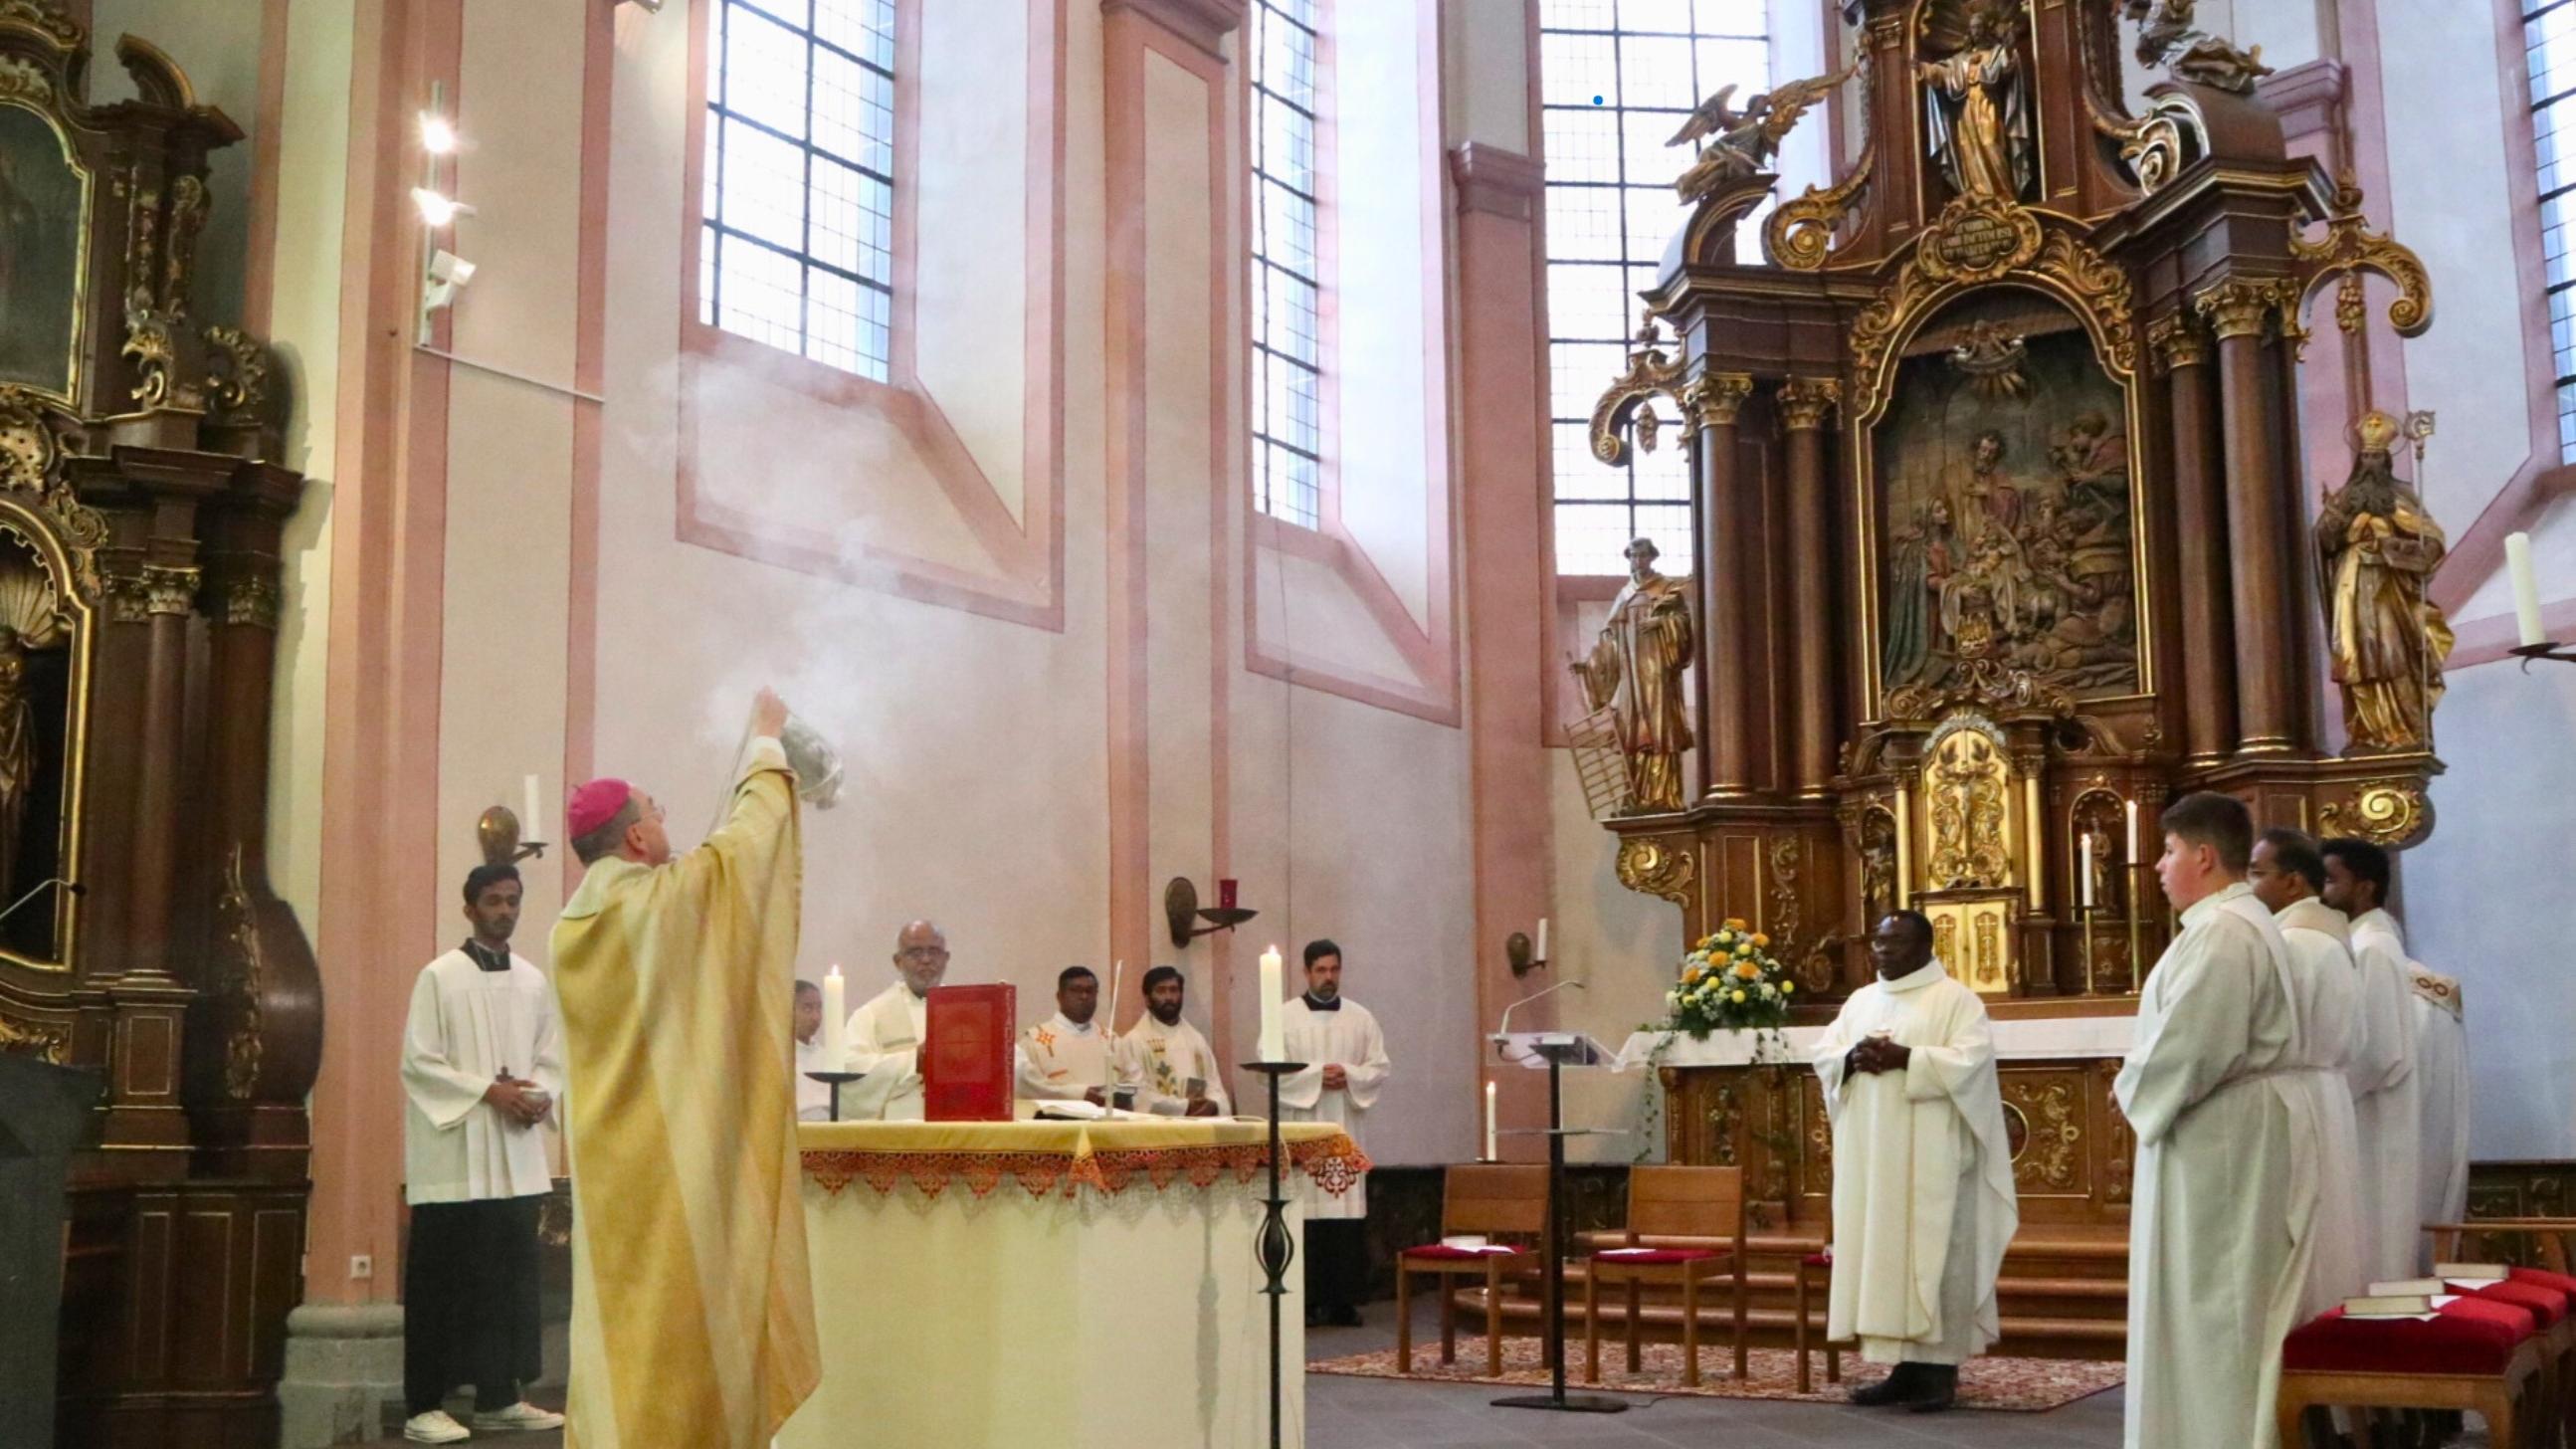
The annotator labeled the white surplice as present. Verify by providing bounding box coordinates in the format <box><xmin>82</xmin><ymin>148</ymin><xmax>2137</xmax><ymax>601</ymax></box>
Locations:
<box><xmin>1809</xmin><ymin>959</ymin><xmax>2019</xmax><ymax>1366</ymax></box>
<box><xmin>2346</xmin><ymin>907</ymin><xmax>2423</xmax><ymax>1282</ymax></box>
<box><xmin>1015</xmin><ymin>1012</ymin><xmax>1113</xmax><ymax>1100</ymax></box>
<box><xmin>1279</xmin><ymin>996</ymin><xmax>1390</xmax><ymax>1219</ymax></box>
<box><xmin>401</xmin><ymin>947</ymin><xmax>565</xmax><ymax>1205</ymax></box>
<box><xmin>794</xmin><ymin>1035</ymin><xmax>833</xmax><ymax>1122</ymax></box>
<box><xmin>2410</xmin><ymin>965</ymin><xmax>2469</xmax><ymax>1269</ymax></box>
<box><xmin>842</xmin><ymin>980</ymin><xmax>928</xmax><ymax>1122</ymax></box>
<box><xmin>2117</xmin><ymin>882</ymin><xmax>2319</xmax><ymax>1449</ymax></box>
<box><xmin>1117</xmin><ymin>1013</ymin><xmax>1233</xmax><ymax>1116</ymax></box>
<box><xmin>2274</xmin><ymin>897</ymin><xmax>2367</xmax><ymax>1320</ymax></box>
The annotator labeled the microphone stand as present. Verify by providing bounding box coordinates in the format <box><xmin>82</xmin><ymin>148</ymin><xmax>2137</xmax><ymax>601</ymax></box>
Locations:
<box><xmin>1488</xmin><ymin>977</ymin><xmax>1625</xmax><ymax>1415</ymax></box>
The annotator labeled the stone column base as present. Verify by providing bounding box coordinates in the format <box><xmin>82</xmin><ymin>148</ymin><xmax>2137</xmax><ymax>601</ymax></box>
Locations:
<box><xmin>277</xmin><ymin>1303</ymin><xmax>403</xmax><ymax>1448</ymax></box>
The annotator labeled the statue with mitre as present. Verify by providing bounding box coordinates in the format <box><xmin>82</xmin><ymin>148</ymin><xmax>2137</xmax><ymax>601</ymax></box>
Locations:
<box><xmin>1570</xmin><ymin>536</ymin><xmax>1695</xmax><ymax>813</ymax></box>
<box><xmin>2315</xmin><ymin>410</ymin><xmax>2454</xmax><ymax>752</ymax></box>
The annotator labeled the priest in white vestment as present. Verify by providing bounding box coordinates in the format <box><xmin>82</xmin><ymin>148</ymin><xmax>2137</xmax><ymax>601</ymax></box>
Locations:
<box><xmin>1117</xmin><ymin>965</ymin><xmax>1230</xmax><ymax>1117</ymax></box>
<box><xmin>841</xmin><ymin>920</ymin><xmax>950</xmax><ymax>1121</ymax></box>
<box><xmin>1280</xmin><ymin>938</ymin><xmax>1390</xmax><ymax>1328</ymax></box>
<box><xmin>2321</xmin><ymin>837</ymin><xmax>2423</xmax><ymax>1280</ymax></box>
<box><xmin>1810</xmin><ymin>911</ymin><xmax>2018</xmax><ymax>1413</ymax></box>
<box><xmin>2250</xmin><ymin>827</ymin><xmax>2367</xmax><ymax>1321</ymax></box>
<box><xmin>398</xmin><ymin>863</ymin><xmax>566</xmax><ymax>1443</ymax></box>
<box><xmin>793</xmin><ymin>979</ymin><xmax>832</xmax><ymax>1122</ymax></box>
<box><xmin>1016</xmin><ymin>965</ymin><xmax>1114</xmax><ymax>1104</ymax></box>
<box><xmin>2410</xmin><ymin>963</ymin><xmax>2469</xmax><ymax>1269</ymax></box>
<box><xmin>2118</xmin><ymin>792</ymin><xmax>2320</xmax><ymax>1449</ymax></box>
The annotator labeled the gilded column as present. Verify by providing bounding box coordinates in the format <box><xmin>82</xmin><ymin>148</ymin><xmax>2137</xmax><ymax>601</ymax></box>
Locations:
<box><xmin>1777</xmin><ymin>376</ymin><xmax>1842</xmax><ymax>795</ymax></box>
<box><xmin>2150</xmin><ymin>312</ymin><xmax>2235</xmax><ymax>763</ymax></box>
<box><xmin>1687</xmin><ymin>370</ymin><xmax>1756</xmax><ymax>796</ymax></box>
<box><xmin>2195</xmin><ymin>278</ymin><xmax>2299</xmax><ymax>754</ymax></box>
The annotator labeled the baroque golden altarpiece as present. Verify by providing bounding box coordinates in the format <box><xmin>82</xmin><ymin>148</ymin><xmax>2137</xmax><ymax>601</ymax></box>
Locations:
<box><xmin>1581</xmin><ymin>0</ymin><xmax>2442</xmax><ymax>1236</ymax></box>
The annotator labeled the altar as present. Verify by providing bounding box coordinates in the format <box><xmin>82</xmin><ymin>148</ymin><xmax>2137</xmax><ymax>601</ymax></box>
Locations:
<box><xmin>780</xmin><ymin>1120</ymin><xmax>1367</xmax><ymax>1449</ymax></box>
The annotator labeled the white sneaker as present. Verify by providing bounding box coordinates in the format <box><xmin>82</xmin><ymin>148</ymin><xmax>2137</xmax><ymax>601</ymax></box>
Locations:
<box><xmin>472</xmin><ymin>1402</ymin><xmax>565</xmax><ymax>1433</ymax></box>
<box><xmin>403</xmin><ymin>1409</ymin><xmax>472</xmax><ymax>1443</ymax></box>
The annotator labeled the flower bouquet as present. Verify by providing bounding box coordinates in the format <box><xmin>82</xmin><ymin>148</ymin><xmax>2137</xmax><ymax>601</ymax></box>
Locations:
<box><xmin>1661</xmin><ymin>918</ymin><xmax>1792</xmax><ymax>1039</ymax></box>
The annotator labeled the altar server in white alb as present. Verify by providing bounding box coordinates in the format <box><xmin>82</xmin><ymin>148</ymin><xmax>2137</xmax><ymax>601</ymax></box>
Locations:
<box><xmin>2320</xmin><ymin>836</ymin><xmax>2423</xmax><ymax>1280</ymax></box>
<box><xmin>397</xmin><ymin>864</ymin><xmax>566</xmax><ymax>1444</ymax></box>
<box><xmin>841</xmin><ymin>920</ymin><xmax>949</xmax><ymax>1120</ymax></box>
<box><xmin>1016</xmin><ymin>965</ymin><xmax>1114</xmax><ymax>1104</ymax></box>
<box><xmin>2248</xmin><ymin>827</ymin><xmax>2367</xmax><ymax>1320</ymax></box>
<box><xmin>1280</xmin><ymin>938</ymin><xmax>1390</xmax><ymax>1328</ymax></box>
<box><xmin>792</xmin><ymin>979</ymin><xmax>832</xmax><ymax>1122</ymax></box>
<box><xmin>2118</xmin><ymin>792</ymin><xmax>2320</xmax><ymax>1449</ymax></box>
<box><xmin>2409</xmin><ymin>961</ymin><xmax>2469</xmax><ymax>1269</ymax></box>
<box><xmin>1810</xmin><ymin>910</ymin><xmax>2018</xmax><ymax>1414</ymax></box>
<box><xmin>1118</xmin><ymin>965</ymin><xmax>1230</xmax><ymax>1117</ymax></box>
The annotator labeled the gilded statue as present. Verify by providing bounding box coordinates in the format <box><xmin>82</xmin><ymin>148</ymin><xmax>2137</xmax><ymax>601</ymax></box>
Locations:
<box><xmin>1917</xmin><ymin>2</ymin><xmax>2033</xmax><ymax>201</ymax></box>
<box><xmin>1570</xmin><ymin>537</ymin><xmax>1694</xmax><ymax>813</ymax></box>
<box><xmin>2122</xmin><ymin>0</ymin><xmax>2274</xmax><ymax>96</ymax></box>
<box><xmin>2316</xmin><ymin>412</ymin><xmax>2453</xmax><ymax>752</ymax></box>
<box><xmin>1664</xmin><ymin>63</ymin><xmax>1856</xmax><ymax>205</ymax></box>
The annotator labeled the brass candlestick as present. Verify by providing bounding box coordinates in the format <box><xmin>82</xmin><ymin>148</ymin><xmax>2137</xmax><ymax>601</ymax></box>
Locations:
<box><xmin>2080</xmin><ymin>903</ymin><xmax>2097</xmax><ymax>995</ymax></box>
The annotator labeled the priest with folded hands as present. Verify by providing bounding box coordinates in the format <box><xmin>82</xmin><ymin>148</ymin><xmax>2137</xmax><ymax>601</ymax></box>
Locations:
<box><xmin>840</xmin><ymin>920</ymin><xmax>950</xmax><ymax>1121</ymax></box>
<box><xmin>1017</xmin><ymin>966</ymin><xmax>1116</xmax><ymax>1104</ymax></box>
<box><xmin>1810</xmin><ymin>910</ymin><xmax>2018</xmax><ymax>1414</ymax></box>
<box><xmin>1118</xmin><ymin>965</ymin><xmax>1229</xmax><ymax>1117</ymax></box>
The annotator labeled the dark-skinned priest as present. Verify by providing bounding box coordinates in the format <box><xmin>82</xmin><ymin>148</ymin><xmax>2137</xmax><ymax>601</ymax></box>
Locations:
<box><xmin>550</xmin><ymin>688</ymin><xmax>818</xmax><ymax>1449</ymax></box>
<box><xmin>1810</xmin><ymin>910</ymin><xmax>2018</xmax><ymax>1414</ymax></box>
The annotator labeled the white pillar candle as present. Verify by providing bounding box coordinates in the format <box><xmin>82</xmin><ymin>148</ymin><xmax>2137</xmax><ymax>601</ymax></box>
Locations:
<box><xmin>1892</xmin><ymin>783</ymin><xmax>1912</xmax><ymax>909</ymax></box>
<box><xmin>2124</xmin><ymin>800</ymin><xmax>2140</xmax><ymax>866</ymax></box>
<box><xmin>1106</xmin><ymin>959</ymin><xmax>1123</xmax><ymax>1035</ymax></box>
<box><xmin>1534</xmin><ymin>917</ymin><xmax>1548</xmax><ymax>964</ymax></box>
<box><xmin>2080</xmin><ymin>833</ymin><xmax>2095</xmax><ymax>911</ymax></box>
<box><xmin>2508</xmin><ymin>531</ymin><xmax>2547</xmax><ymax>647</ymax></box>
<box><xmin>523</xmin><ymin>773</ymin><xmax>543</xmax><ymax>845</ymax></box>
<box><xmin>1485</xmin><ymin>1080</ymin><xmax>1498</xmax><ymax>1161</ymax></box>
<box><xmin>822</xmin><ymin>963</ymin><xmax>847</xmax><ymax>1062</ymax></box>
<box><xmin>1258</xmin><ymin>945</ymin><xmax>1285</xmax><ymax>1062</ymax></box>
<box><xmin>2022</xmin><ymin>775</ymin><xmax>2043</xmax><ymax>911</ymax></box>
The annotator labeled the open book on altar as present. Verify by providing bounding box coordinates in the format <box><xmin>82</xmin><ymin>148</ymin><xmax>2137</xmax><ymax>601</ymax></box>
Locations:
<box><xmin>923</xmin><ymin>983</ymin><xmax>1015</xmax><ymax>1122</ymax></box>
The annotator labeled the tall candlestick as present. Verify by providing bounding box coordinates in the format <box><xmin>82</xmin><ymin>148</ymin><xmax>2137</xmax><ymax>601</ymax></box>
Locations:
<box><xmin>2509</xmin><ymin>531</ymin><xmax>2547</xmax><ymax>647</ymax></box>
<box><xmin>2124</xmin><ymin>800</ymin><xmax>2140</xmax><ymax>866</ymax></box>
<box><xmin>1893</xmin><ymin>783</ymin><xmax>1912</xmax><ymax>910</ymax></box>
<box><xmin>1485</xmin><ymin>1080</ymin><xmax>1497</xmax><ymax>1161</ymax></box>
<box><xmin>1258</xmin><ymin>946</ymin><xmax>1285</xmax><ymax>1062</ymax></box>
<box><xmin>523</xmin><ymin>773</ymin><xmax>543</xmax><ymax>845</ymax></box>
<box><xmin>823</xmin><ymin>963</ymin><xmax>847</xmax><ymax>1062</ymax></box>
<box><xmin>1534</xmin><ymin>917</ymin><xmax>1549</xmax><ymax>964</ymax></box>
<box><xmin>2080</xmin><ymin>834</ymin><xmax>2095</xmax><ymax>911</ymax></box>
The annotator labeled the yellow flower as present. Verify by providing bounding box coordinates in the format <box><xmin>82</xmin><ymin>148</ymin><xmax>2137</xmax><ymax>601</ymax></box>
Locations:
<box><xmin>1723</xmin><ymin>917</ymin><xmax>1747</xmax><ymax>932</ymax></box>
<box><xmin>1733</xmin><ymin>961</ymin><xmax>1759</xmax><ymax>979</ymax></box>
<box><xmin>1781</xmin><ymin>981</ymin><xmax>1794</xmax><ymax>994</ymax></box>
<box><xmin>1750</xmin><ymin>932</ymin><xmax>1770</xmax><ymax>948</ymax></box>
<box><xmin>1730</xmin><ymin>990</ymin><xmax>1746</xmax><ymax>1004</ymax></box>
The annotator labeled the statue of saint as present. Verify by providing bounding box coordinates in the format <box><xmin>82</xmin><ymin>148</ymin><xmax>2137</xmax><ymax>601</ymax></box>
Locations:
<box><xmin>1917</xmin><ymin>6</ymin><xmax>2033</xmax><ymax>200</ymax></box>
<box><xmin>2316</xmin><ymin>413</ymin><xmax>2454</xmax><ymax>752</ymax></box>
<box><xmin>1570</xmin><ymin>537</ymin><xmax>1695</xmax><ymax>813</ymax></box>
<box><xmin>0</xmin><ymin>627</ymin><xmax>37</xmax><ymax>895</ymax></box>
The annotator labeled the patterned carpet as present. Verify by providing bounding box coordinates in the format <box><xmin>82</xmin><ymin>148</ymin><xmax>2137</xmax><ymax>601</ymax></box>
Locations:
<box><xmin>1308</xmin><ymin>1338</ymin><xmax>2126</xmax><ymax>1412</ymax></box>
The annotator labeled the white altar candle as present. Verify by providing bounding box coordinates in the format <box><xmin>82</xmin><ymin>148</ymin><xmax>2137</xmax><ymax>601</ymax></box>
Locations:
<box><xmin>1893</xmin><ymin>783</ymin><xmax>1912</xmax><ymax>909</ymax></box>
<box><xmin>1258</xmin><ymin>946</ymin><xmax>1285</xmax><ymax>1062</ymax></box>
<box><xmin>2125</xmin><ymin>800</ymin><xmax>2140</xmax><ymax>866</ymax></box>
<box><xmin>2080</xmin><ymin>834</ymin><xmax>2095</xmax><ymax>911</ymax></box>
<box><xmin>1534</xmin><ymin>917</ymin><xmax>1548</xmax><ymax>964</ymax></box>
<box><xmin>823</xmin><ymin>964</ymin><xmax>846</xmax><ymax>1062</ymax></box>
<box><xmin>2509</xmin><ymin>531</ymin><xmax>2547</xmax><ymax>647</ymax></box>
<box><xmin>1485</xmin><ymin>1081</ymin><xmax>1498</xmax><ymax>1161</ymax></box>
<box><xmin>1107</xmin><ymin>959</ymin><xmax>1123</xmax><ymax>1035</ymax></box>
<box><xmin>2022</xmin><ymin>775</ymin><xmax>2043</xmax><ymax>911</ymax></box>
<box><xmin>522</xmin><ymin>773</ymin><xmax>543</xmax><ymax>846</ymax></box>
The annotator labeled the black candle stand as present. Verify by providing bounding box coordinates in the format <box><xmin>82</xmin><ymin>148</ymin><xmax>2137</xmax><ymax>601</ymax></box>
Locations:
<box><xmin>1241</xmin><ymin>1060</ymin><xmax>1307</xmax><ymax>1449</ymax></box>
<box><xmin>803</xmin><ymin>1070</ymin><xmax>862</xmax><ymax>1122</ymax></box>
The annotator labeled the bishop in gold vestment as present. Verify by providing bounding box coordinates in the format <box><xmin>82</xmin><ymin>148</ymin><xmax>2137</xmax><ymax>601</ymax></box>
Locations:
<box><xmin>551</xmin><ymin>695</ymin><xmax>819</xmax><ymax>1449</ymax></box>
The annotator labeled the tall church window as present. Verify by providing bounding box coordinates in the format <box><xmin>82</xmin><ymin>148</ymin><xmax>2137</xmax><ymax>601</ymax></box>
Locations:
<box><xmin>1540</xmin><ymin>0</ymin><xmax>1769</xmax><ymax>575</ymax></box>
<box><xmin>1252</xmin><ymin>0</ymin><xmax>1326</xmax><ymax>529</ymax></box>
<box><xmin>698</xmin><ymin>0</ymin><xmax>897</xmax><ymax>382</ymax></box>
<box><xmin>2528</xmin><ymin>0</ymin><xmax>2576</xmax><ymax>459</ymax></box>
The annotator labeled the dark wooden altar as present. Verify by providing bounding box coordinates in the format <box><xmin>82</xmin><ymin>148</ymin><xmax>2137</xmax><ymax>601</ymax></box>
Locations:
<box><xmin>1584</xmin><ymin>0</ymin><xmax>2443</xmax><ymax>1248</ymax></box>
<box><xmin>0</xmin><ymin>6</ymin><xmax>318</xmax><ymax>1444</ymax></box>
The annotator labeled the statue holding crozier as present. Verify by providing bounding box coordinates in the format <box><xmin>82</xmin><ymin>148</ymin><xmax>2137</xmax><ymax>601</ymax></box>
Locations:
<box><xmin>2315</xmin><ymin>411</ymin><xmax>2454</xmax><ymax>752</ymax></box>
<box><xmin>1570</xmin><ymin>536</ymin><xmax>1695</xmax><ymax>813</ymax></box>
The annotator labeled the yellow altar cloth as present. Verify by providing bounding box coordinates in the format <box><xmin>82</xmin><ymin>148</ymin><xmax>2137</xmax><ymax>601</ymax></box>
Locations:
<box><xmin>778</xmin><ymin>1120</ymin><xmax>1363</xmax><ymax>1449</ymax></box>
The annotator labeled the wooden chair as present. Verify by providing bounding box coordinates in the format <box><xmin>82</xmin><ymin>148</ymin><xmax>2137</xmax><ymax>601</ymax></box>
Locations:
<box><xmin>1393</xmin><ymin>1164</ymin><xmax>1547</xmax><ymax>1376</ymax></box>
<box><xmin>2277</xmin><ymin>1299</ymin><xmax>2548</xmax><ymax>1449</ymax></box>
<box><xmin>1579</xmin><ymin>1164</ymin><xmax>1747</xmax><ymax>1387</ymax></box>
<box><xmin>2429</xmin><ymin>1222</ymin><xmax>2576</xmax><ymax>1447</ymax></box>
<box><xmin>1792</xmin><ymin>1248</ymin><xmax>1844</xmax><ymax>1394</ymax></box>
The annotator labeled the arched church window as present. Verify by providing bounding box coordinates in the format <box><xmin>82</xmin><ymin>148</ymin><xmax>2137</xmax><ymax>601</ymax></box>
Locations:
<box><xmin>1252</xmin><ymin>0</ymin><xmax>1326</xmax><ymax>529</ymax></box>
<box><xmin>697</xmin><ymin>0</ymin><xmax>896</xmax><ymax>381</ymax></box>
<box><xmin>2525</xmin><ymin>0</ymin><xmax>2576</xmax><ymax>460</ymax></box>
<box><xmin>1540</xmin><ymin>0</ymin><xmax>1769</xmax><ymax>575</ymax></box>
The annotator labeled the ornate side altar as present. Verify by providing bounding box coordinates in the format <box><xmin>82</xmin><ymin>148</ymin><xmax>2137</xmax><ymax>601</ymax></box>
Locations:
<box><xmin>1583</xmin><ymin>0</ymin><xmax>2445</xmax><ymax>1240</ymax></box>
<box><xmin>0</xmin><ymin>6</ymin><xmax>317</xmax><ymax>1443</ymax></box>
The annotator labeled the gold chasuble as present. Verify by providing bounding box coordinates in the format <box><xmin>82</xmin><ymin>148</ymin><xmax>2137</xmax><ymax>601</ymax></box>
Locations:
<box><xmin>551</xmin><ymin>739</ymin><xmax>820</xmax><ymax>1449</ymax></box>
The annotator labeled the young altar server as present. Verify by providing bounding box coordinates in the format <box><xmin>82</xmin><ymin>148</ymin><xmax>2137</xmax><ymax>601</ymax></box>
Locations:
<box><xmin>1118</xmin><ymin>965</ymin><xmax>1230</xmax><ymax>1117</ymax></box>
<box><xmin>2118</xmin><ymin>792</ymin><xmax>2321</xmax><ymax>1449</ymax></box>
<box><xmin>551</xmin><ymin>689</ymin><xmax>818</xmax><ymax>1449</ymax></box>
<box><xmin>398</xmin><ymin>863</ymin><xmax>565</xmax><ymax>1444</ymax></box>
<box><xmin>2321</xmin><ymin>836</ymin><xmax>2423</xmax><ymax>1280</ymax></box>
<box><xmin>1281</xmin><ymin>938</ymin><xmax>1390</xmax><ymax>1328</ymax></box>
<box><xmin>840</xmin><ymin>920</ymin><xmax>949</xmax><ymax>1121</ymax></box>
<box><xmin>793</xmin><ymin>979</ymin><xmax>832</xmax><ymax>1122</ymax></box>
<box><xmin>2248</xmin><ymin>827</ymin><xmax>2368</xmax><ymax>1320</ymax></box>
<box><xmin>2410</xmin><ymin>963</ymin><xmax>2469</xmax><ymax>1268</ymax></box>
<box><xmin>1810</xmin><ymin>910</ymin><xmax>2018</xmax><ymax>1413</ymax></box>
<box><xmin>1017</xmin><ymin>965</ymin><xmax>1114</xmax><ymax>1104</ymax></box>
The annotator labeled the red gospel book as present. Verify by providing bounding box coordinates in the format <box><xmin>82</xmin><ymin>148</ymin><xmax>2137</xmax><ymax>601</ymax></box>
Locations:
<box><xmin>923</xmin><ymin>983</ymin><xmax>1017</xmax><ymax>1122</ymax></box>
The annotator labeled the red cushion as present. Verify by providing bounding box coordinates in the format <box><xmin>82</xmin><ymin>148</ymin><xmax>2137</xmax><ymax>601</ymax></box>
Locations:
<box><xmin>2283</xmin><ymin>1298</ymin><xmax>2535</xmax><ymax>1377</ymax></box>
<box><xmin>2512</xmin><ymin>1266</ymin><xmax>2576</xmax><ymax>1304</ymax></box>
<box><xmin>2466</xmin><ymin>1280</ymin><xmax>2567</xmax><ymax>1327</ymax></box>
<box><xmin>1402</xmin><ymin>1244</ymin><xmax>1527</xmax><ymax>1262</ymax></box>
<box><xmin>1591</xmin><ymin>1247</ymin><xmax>1723</xmax><ymax>1265</ymax></box>
<box><xmin>1803</xmin><ymin>1251</ymin><xmax>1834</xmax><ymax>1267</ymax></box>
